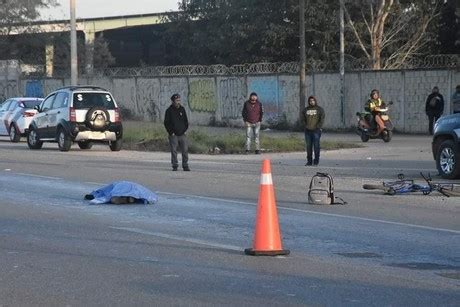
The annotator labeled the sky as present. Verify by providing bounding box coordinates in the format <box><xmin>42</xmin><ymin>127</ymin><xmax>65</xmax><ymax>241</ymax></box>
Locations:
<box><xmin>39</xmin><ymin>0</ymin><xmax>180</xmax><ymax>20</ymax></box>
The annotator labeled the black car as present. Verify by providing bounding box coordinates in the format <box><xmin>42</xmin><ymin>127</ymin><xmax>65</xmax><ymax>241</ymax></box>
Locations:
<box><xmin>432</xmin><ymin>114</ymin><xmax>460</xmax><ymax>179</ymax></box>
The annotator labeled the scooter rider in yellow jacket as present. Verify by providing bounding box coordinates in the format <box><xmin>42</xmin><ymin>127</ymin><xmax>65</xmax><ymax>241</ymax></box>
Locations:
<box><xmin>365</xmin><ymin>89</ymin><xmax>385</xmax><ymax>136</ymax></box>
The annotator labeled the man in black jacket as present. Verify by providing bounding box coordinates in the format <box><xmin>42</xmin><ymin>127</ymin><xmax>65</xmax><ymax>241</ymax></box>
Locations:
<box><xmin>425</xmin><ymin>86</ymin><xmax>444</xmax><ymax>135</ymax></box>
<box><xmin>164</xmin><ymin>94</ymin><xmax>190</xmax><ymax>171</ymax></box>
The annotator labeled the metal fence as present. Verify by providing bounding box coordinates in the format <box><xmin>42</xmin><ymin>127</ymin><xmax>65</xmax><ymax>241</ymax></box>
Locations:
<box><xmin>94</xmin><ymin>55</ymin><xmax>460</xmax><ymax>77</ymax></box>
<box><xmin>400</xmin><ymin>54</ymin><xmax>460</xmax><ymax>70</ymax></box>
<box><xmin>18</xmin><ymin>54</ymin><xmax>460</xmax><ymax>78</ymax></box>
<box><xmin>96</xmin><ymin>62</ymin><xmax>300</xmax><ymax>77</ymax></box>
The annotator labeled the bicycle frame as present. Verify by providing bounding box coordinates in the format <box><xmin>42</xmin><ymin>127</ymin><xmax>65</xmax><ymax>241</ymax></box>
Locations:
<box><xmin>363</xmin><ymin>173</ymin><xmax>459</xmax><ymax>197</ymax></box>
<box><xmin>381</xmin><ymin>179</ymin><xmax>432</xmax><ymax>195</ymax></box>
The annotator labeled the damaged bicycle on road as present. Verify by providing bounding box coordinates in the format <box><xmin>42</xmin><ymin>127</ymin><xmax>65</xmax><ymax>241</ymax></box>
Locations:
<box><xmin>363</xmin><ymin>173</ymin><xmax>460</xmax><ymax>197</ymax></box>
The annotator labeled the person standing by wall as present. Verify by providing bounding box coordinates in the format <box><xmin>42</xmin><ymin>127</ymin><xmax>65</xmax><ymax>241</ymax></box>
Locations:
<box><xmin>164</xmin><ymin>94</ymin><xmax>190</xmax><ymax>171</ymax></box>
<box><xmin>425</xmin><ymin>86</ymin><xmax>444</xmax><ymax>135</ymax></box>
<box><xmin>302</xmin><ymin>96</ymin><xmax>325</xmax><ymax>166</ymax></box>
<box><xmin>451</xmin><ymin>85</ymin><xmax>460</xmax><ymax>114</ymax></box>
<box><xmin>242</xmin><ymin>92</ymin><xmax>263</xmax><ymax>154</ymax></box>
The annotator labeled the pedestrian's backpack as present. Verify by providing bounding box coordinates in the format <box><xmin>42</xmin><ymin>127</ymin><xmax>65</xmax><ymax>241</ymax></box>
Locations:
<box><xmin>308</xmin><ymin>172</ymin><xmax>346</xmax><ymax>205</ymax></box>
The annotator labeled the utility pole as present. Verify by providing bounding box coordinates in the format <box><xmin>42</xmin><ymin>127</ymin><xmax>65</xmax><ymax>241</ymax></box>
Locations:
<box><xmin>339</xmin><ymin>0</ymin><xmax>345</xmax><ymax>126</ymax></box>
<box><xmin>299</xmin><ymin>0</ymin><xmax>306</xmax><ymax>122</ymax></box>
<box><xmin>70</xmin><ymin>0</ymin><xmax>78</xmax><ymax>85</ymax></box>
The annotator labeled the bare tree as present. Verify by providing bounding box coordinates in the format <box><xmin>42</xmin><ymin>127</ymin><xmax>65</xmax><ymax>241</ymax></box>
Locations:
<box><xmin>344</xmin><ymin>0</ymin><xmax>441</xmax><ymax>70</ymax></box>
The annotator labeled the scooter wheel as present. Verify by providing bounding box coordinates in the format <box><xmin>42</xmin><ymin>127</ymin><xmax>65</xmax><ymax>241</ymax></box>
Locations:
<box><xmin>382</xmin><ymin>130</ymin><xmax>392</xmax><ymax>142</ymax></box>
<box><xmin>361</xmin><ymin>133</ymin><xmax>370</xmax><ymax>142</ymax></box>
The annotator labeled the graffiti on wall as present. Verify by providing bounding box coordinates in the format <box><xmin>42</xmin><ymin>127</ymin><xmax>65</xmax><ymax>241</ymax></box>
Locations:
<box><xmin>248</xmin><ymin>77</ymin><xmax>280</xmax><ymax>121</ymax></box>
<box><xmin>219</xmin><ymin>77</ymin><xmax>247</xmax><ymax>119</ymax></box>
<box><xmin>112</xmin><ymin>78</ymin><xmax>138</xmax><ymax>115</ymax></box>
<box><xmin>136</xmin><ymin>78</ymin><xmax>161</xmax><ymax>121</ymax></box>
<box><xmin>159</xmin><ymin>78</ymin><xmax>189</xmax><ymax>113</ymax></box>
<box><xmin>0</xmin><ymin>81</ymin><xmax>18</xmax><ymax>102</ymax></box>
<box><xmin>16</xmin><ymin>68</ymin><xmax>458</xmax><ymax>133</ymax></box>
<box><xmin>188</xmin><ymin>78</ymin><xmax>217</xmax><ymax>112</ymax></box>
<box><xmin>278</xmin><ymin>77</ymin><xmax>299</xmax><ymax>122</ymax></box>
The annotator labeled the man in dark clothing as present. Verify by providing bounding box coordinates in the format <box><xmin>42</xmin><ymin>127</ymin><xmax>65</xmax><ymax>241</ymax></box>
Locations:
<box><xmin>302</xmin><ymin>96</ymin><xmax>325</xmax><ymax>166</ymax></box>
<box><xmin>164</xmin><ymin>94</ymin><xmax>190</xmax><ymax>171</ymax></box>
<box><xmin>242</xmin><ymin>92</ymin><xmax>263</xmax><ymax>154</ymax></box>
<box><xmin>425</xmin><ymin>86</ymin><xmax>444</xmax><ymax>135</ymax></box>
<box><xmin>451</xmin><ymin>85</ymin><xmax>460</xmax><ymax>114</ymax></box>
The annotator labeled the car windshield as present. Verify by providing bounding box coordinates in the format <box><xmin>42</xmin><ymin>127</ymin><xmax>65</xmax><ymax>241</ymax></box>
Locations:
<box><xmin>22</xmin><ymin>100</ymin><xmax>42</xmax><ymax>108</ymax></box>
<box><xmin>72</xmin><ymin>92</ymin><xmax>116</xmax><ymax>109</ymax></box>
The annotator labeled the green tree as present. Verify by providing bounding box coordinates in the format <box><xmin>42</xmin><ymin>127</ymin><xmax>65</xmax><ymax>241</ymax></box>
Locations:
<box><xmin>164</xmin><ymin>0</ymin><xmax>298</xmax><ymax>65</ymax></box>
<box><xmin>52</xmin><ymin>33</ymin><xmax>115</xmax><ymax>75</ymax></box>
<box><xmin>161</xmin><ymin>0</ymin><xmax>448</xmax><ymax>70</ymax></box>
<box><xmin>160</xmin><ymin>0</ymin><xmax>341</xmax><ymax>68</ymax></box>
<box><xmin>304</xmin><ymin>0</ymin><xmax>340</xmax><ymax>70</ymax></box>
<box><xmin>92</xmin><ymin>35</ymin><xmax>116</xmax><ymax>70</ymax></box>
<box><xmin>436</xmin><ymin>0</ymin><xmax>459</xmax><ymax>55</ymax></box>
<box><xmin>0</xmin><ymin>0</ymin><xmax>56</xmax><ymax>59</ymax></box>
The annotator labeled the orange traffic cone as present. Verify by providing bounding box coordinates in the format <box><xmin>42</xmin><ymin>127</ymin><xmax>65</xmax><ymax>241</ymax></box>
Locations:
<box><xmin>245</xmin><ymin>159</ymin><xmax>290</xmax><ymax>256</ymax></box>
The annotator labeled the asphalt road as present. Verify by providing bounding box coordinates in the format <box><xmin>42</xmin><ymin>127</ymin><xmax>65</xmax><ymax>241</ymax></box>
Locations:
<box><xmin>0</xmin><ymin>133</ymin><xmax>459</xmax><ymax>306</ymax></box>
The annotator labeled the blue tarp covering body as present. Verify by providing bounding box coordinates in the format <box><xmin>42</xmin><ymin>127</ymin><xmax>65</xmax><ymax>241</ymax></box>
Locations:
<box><xmin>88</xmin><ymin>181</ymin><xmax>158</xmax><ymax>204</ymax></box>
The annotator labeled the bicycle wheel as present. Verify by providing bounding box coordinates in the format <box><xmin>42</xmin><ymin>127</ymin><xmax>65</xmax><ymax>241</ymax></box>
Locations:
<box><xmin>363</xmin><ymin>184</ymin><xmax>396</xmax><ymax>195</ymax></box>
<box><xmin>385</xmin><ymin>187</ymin><xmax>397</xmax><ymax>195</ymax></box>
<box><xmin>363</xmin><ymin>184</ymin><xmax>385</xmax><ymax>190</ymax></box>
<box><xmin>422</xmin><ymin>189</ymin><xmax>432</xmax><ymax>195</ymax></box>
<box><xmin>438</xmin><ymin>185</ymin><xmax>460</xmax><ymax>197</ymax></box>
<box><xmin>410</xmin><ymin>184</ymin><xmax>432</xmax><ymax>195</ymax></box>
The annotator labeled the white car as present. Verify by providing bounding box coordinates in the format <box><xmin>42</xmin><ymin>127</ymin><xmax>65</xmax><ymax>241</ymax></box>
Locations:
<box><xmin>0</xmin><ymin>97</ymin><xmax>43</xmax><ymax>142</ymax></box>
<box><xmin>27</xmin><ymin>86</ymin><xmax>123</xmax><ymax>151</ymax></box>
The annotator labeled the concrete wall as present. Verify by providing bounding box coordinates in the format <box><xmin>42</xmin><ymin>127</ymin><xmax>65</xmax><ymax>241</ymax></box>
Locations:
<box><xmin>0</xmin><ymin>60</ymin><xmax>20</xmax><ymax>102</ymax></box>
<box><xmin>4</xmin><ymin>68</ymin><xmax>459</xmax><ymax>133</ymax></box>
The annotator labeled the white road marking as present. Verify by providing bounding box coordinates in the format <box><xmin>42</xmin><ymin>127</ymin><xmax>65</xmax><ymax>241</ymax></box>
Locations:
<box><xmin>14</xmin><ymin>172</ymin><xmax>62</xmax><ymax>180</ymax></box>
<box><xmin>138</xmin><ymin>159</ymin><xmax>257</xmax><ymax>166</ymax></box>
<box><xmin>84</xmin><ymin>181</ymin><xmax>104</xmax><ymax>185</ymax></box>
<box><xmin>158</xmin><ymin>192</ymin><xmax>460</xmax><ymax>235</ymax></box>
<box><xmin>140</xmin><ymin>158</ymin><xmax>436</xmax><ymax>172</ymax></box>
<box><xmin>111</xmin><ymin>226</ymin><xmax>242</xmax><ymax>251</ymax></box>
<box><xmin>282</xmin><ymin>207</ymin><xmax>460</xmax><ymax>235</ymax></box>
<box><xmin>4</xmin><ymin>172</ymin><xmax>458</xmax><ymax>235</ymax></box>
